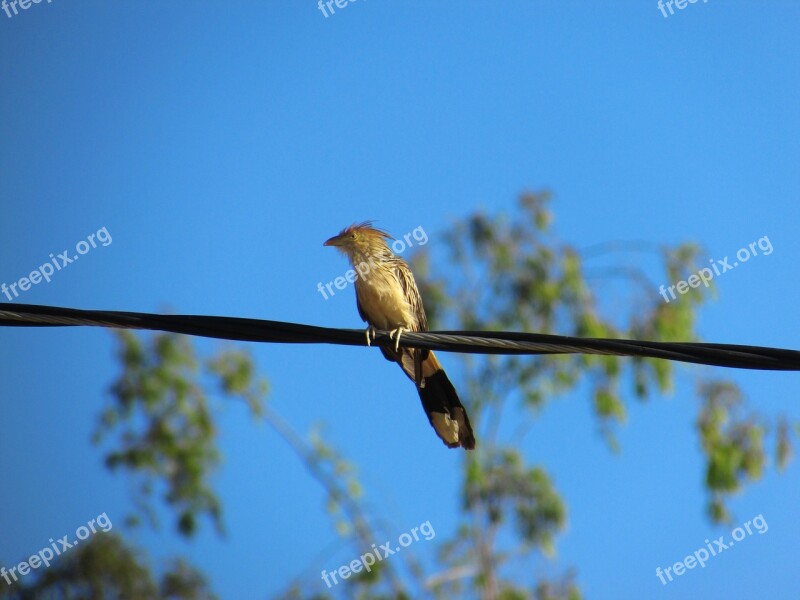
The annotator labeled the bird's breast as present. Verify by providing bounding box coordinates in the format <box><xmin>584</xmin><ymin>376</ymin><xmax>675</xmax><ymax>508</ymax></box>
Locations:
<box><xmin>355</xmin><ymin>269</ymin><xmax>416</xmax><ymax>331</ymax></box>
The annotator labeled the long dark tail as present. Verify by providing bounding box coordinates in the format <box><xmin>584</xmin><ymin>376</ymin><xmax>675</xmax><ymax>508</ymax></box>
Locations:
<box><xmin>417</xmin><ymin>353</ymin><xmax>475</xmax><ymax>450</ymax></box>
<box><xmin>418</xmin><ymin>368</ymin><xmax>476</xmax><ymax>449</ymax></box>
<box><xmin>381</xmin><ymin>346</ymin><xmax>476</xmax><ymax>449</ymax></box>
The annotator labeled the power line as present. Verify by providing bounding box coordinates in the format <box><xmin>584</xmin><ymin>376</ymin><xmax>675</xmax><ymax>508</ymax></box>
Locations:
<box><xmin>2</xmin><ymin>302</ymin><xmax>799</xmax><ymax>371</ymax></box>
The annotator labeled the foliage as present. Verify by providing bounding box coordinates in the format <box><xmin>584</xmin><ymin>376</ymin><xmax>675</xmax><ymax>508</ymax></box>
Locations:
<box><xmin>0</xmin><ymin>534</ymin><xmax>216</xmax><ymax>600</ymax></box>
<box><xmin>410</xmin><ymin>191</ymin><xmax>795</xmax><ymax>596</ymax></box>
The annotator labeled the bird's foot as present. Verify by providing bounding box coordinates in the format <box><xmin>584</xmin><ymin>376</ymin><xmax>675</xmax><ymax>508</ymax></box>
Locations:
<box><xmin>388</xmin><ymin>327</ymin><xmax>409</xmax><ymax>352</ymax></box>
<box><xmin>364</xmin><ymin>326</ymin><xmax>377</xmax><ymax>347</ymax></box>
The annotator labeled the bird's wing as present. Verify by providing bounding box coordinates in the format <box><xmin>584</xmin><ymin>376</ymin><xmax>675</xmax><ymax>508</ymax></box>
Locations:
<box><xmin>356</xmin><ymin>295</ymin><xmax>369</xmax><ymax>324</ymax></box>
<box><xmin>395</xmin><ymin>261</ymin><xmax>429</xmax><ymax>386</ymax></box>
<box><xmin>395</xmin><ymin>261</ymin><xmax>428</xmax><ymax>332</ymax></box>
<box><xmin>381</xmin><ymin>346</ymin><xmax>417</xmax><ymax>381</ymax></box>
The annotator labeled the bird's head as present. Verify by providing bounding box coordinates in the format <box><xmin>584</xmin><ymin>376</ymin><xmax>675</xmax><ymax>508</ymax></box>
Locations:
<box><xmin>323</xmin><ymin>222</ymin><xmax>392</xmax><ymax>258</ymax></box>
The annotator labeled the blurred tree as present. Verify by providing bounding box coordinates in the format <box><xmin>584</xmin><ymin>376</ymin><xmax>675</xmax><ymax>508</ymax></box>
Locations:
<box><xmin>3</xmin><ymin>192</ymin><xmax>794</xmax><ymax>599</ymax></box>
<box><xmin>0</xmin><ymin>533</ymin><xmax>216</xmax><ymax>600</ymax></box>
<box><xmin>409</xmin><ymin>192</ymin><xmax>793</xmax><ymax>597</ymax></box>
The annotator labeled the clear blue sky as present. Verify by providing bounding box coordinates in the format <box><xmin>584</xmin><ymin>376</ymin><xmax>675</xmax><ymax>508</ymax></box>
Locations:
<box><xmin>1</xmin><ymin>1</ymin><xmax>799</xmax><ymax>598</ymax></box>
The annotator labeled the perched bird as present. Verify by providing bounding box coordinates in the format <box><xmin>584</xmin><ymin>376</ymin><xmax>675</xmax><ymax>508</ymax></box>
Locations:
<box><xmin>324</xmin><ymin>222</ymin><xmax>476</xmax><ymax>450</ymax></box>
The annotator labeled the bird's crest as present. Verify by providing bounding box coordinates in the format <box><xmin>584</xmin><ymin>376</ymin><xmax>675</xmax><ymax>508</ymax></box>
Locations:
<box><xmin>338</xmin><ymin>221</ymin><xmax>394</xmax><ymax>241</ymax></box>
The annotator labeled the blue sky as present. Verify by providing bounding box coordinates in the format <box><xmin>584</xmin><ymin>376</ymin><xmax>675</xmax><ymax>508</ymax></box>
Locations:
<box><xmin>1</xmin><ymin>1</ymin><xmax>799</xmax><ymax>598</ymax></box>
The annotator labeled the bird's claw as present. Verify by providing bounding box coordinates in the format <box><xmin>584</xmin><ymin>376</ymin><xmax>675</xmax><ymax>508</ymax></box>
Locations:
<box><xmin>365</xmin><ymin>326</ymin><xmax>377</xmax><ymax>347</ymax></box>
<box><xmin>389</xmin><ymin>327</ymin><xmax>408</xmax><ymax>352</ymax></box>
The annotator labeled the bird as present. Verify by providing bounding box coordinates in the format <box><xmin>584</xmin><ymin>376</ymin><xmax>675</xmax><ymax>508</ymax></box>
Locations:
<box><xmin>324</xmin><ymin>222</ymin><xmax>476</xmax><ymax>450</ymax></box>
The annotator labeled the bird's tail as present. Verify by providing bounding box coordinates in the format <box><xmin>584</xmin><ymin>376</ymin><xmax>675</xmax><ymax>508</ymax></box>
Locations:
<box><xmin>417</xmin><ymin>352</ymin><xmax>476</xmax><ymax>450</ymax></box>
<box><xmin>381</xmin><ymin>345</ymin><xmax>476</xmax><ymax>449</ymax></box>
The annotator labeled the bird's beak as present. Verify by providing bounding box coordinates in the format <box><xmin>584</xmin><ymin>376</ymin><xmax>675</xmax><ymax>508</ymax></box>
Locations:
<box><xmin>323</xmin><ymin>235</ymin><xmax>341</xmax><ymax>247</ymax></box>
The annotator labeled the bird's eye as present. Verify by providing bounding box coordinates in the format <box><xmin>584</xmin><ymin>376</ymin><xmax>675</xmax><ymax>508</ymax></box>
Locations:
<box><xmin>350</xmin><ymin>233</ymin><xmax>357</xmax><ymax>239</ymax></box>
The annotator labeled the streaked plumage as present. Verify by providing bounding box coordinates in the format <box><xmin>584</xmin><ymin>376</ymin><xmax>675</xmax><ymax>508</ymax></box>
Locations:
<box><xmin>324</xmin><ymin>222</ymin><xmax>476</xmax><ymax>450</ymax></box>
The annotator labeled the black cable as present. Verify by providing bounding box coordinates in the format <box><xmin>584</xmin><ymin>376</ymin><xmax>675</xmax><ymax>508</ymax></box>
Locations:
<box><xmin>1</xmin><ymin>302</ymin><xmax>799</xmax><ymax>371</ymax></box>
